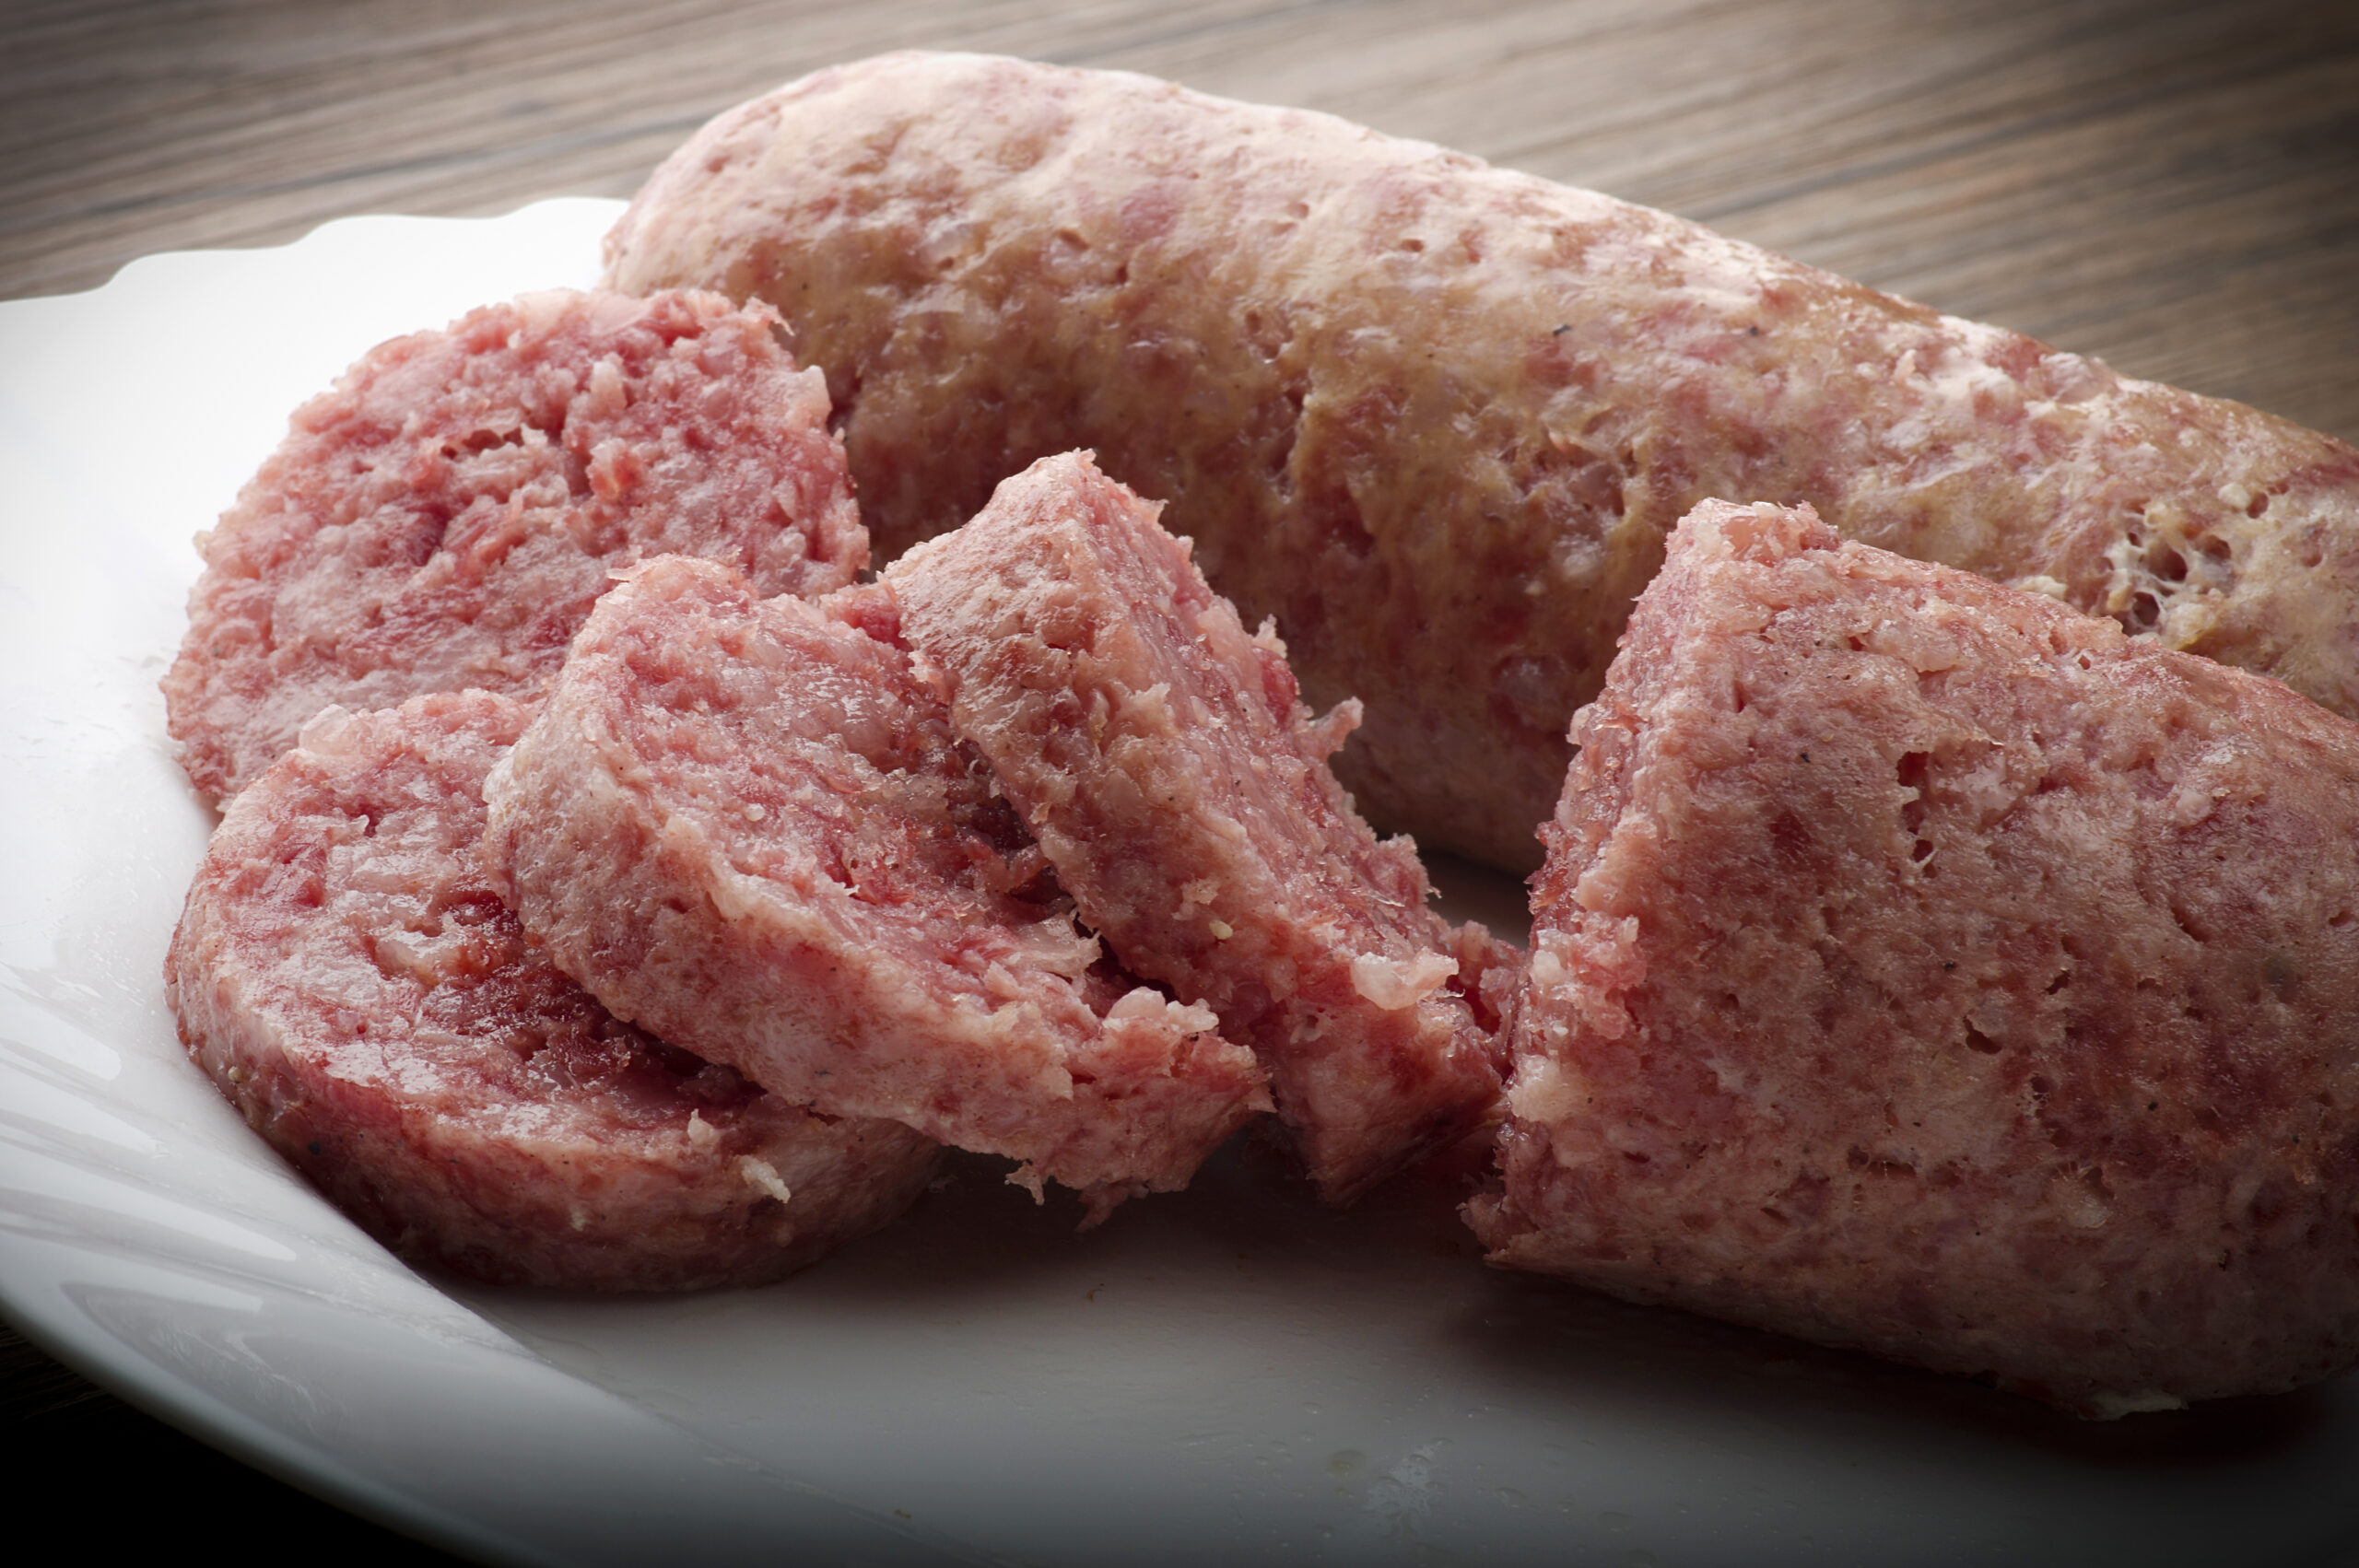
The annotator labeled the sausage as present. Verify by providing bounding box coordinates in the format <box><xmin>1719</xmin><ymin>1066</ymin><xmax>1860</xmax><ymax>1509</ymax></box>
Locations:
<box><xmin>886</xmin><ymin>451</ymin><xmax>1504</xmax><ymax>1200</ymax></box>
<box><xmin>166</xmin><ymin>690</ymin><xmax>938</xmax><ymax>1291</ymax></box>
<box><xmin>603</xmin><ymin>52</ymin><xmax>2359</xmax><ymax>871</ymax></box>
<box><xmin>165</xmin><ymin>287</ymin><xmax>864</xmax><ymax>804</ymax></box>
<box><xmin>1468</xmin><ymin>500</ymin><xmax>2359</xmax><ymax>1414</ymax></box>
<box><xmin>482</xmin><ymin>556</ymin><xmax>1271</xmax><ymax>1222</ymax></box>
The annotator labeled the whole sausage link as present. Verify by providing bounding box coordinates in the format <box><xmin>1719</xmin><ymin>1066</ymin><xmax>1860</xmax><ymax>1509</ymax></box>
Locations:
<box><xmin>604</xmin><ymin>51</ymin><xmax>2359</xmax><ymax>872</ymax></box>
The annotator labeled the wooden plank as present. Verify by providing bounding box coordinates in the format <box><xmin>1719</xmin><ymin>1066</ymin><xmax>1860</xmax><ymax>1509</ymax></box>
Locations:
<box><xmin>5</xmin><ymin>0</ymin><xmax>2352</xmax><ymax>443</ymax></box>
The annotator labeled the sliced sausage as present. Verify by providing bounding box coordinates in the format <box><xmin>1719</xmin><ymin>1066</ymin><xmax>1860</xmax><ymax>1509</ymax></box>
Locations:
<box><xmin>887</xmin><ymin>451</ymin><xmax>1504</xmax><ymax>1200</ymax></box>
<box><xmin>482</xmin><ymin>556</ymin><xmax>1270</xmax><ymax>1223</ymax></box>
<box><xmin>167</xmin><ymin>690</ymin><xmax>937</xmax><ymax>1291</ymax></box>
<box><xmin>166</xmin><ymin>288</ymin><xmax>864</xmax><ymax>803</ymax></box>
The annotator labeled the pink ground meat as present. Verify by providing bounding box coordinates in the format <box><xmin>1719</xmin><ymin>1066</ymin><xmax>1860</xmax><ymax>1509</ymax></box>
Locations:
<box><xmin>1468</xmin><ymin>499</ymin><xmax>2359</xmax><ymax>1415</ymax></box>
<box><xmin>482</xmin><ymin>556</ymin><xmax>1271</xmax><ymax>1223</ymax></box>
<box><xmin>164</xmin><ymin>287</ymin><xmax>866</xmax><ymax>804</ymax></box>
<box><xmin>887</xmin><ymin>452</ymin><xmax>1506</xmax><ymax>1201</ymax></box>
<box><xmin>166</xmin><ymin>690</ymin><xmax>937</xmax><ymax>1291</ymax></box>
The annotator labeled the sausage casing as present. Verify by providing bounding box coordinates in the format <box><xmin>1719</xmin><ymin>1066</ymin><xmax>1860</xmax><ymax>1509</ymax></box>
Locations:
<box><xmin>605</xmin><ymin>52</ymin><xmax>2359</xmax><ymax>869</ymax></box>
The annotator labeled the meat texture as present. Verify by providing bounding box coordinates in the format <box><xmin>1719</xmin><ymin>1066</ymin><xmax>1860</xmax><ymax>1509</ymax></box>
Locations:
<box><xmin>604</xmin><ymin>51</ymin><xmax>2359</xmax><ymax>870</ymax></box>
<box><xmin>482</xmin><ymin>556</ymin><xmax>1270</xmax><ymax>1222</ymax></box>
<box><xmin>166</xmin><ymin>690</ymin><xmax>937</xmax><ymax>1291</ymax></box>
<box><xmin>1468</xmin><ymin>499</ymin><xmax>2359</xmax><ymax>1414</ymax></box>
<box><xmin>165</xmin><ymin>287</ymin><xmax>865</xmax><ymax>804</ymax></box>
<box><xmin>887</xmin><ymin>452</ymin><xmax>1503</xmax><ymax>1201</ymax></box>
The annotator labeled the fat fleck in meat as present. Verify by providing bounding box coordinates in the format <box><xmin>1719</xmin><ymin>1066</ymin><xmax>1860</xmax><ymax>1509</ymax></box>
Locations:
<box><xmin>1468</xmin><ymin>499</ymin><xmax>2359</xmax><ymax>1415</ymax></box>
<box><xmin>165</xmin><ymin>288</ymin><xmax>866</xmax><ymax>803</ymax></box>
<box><xmin>481</xmin><ymin>556</ymin><xmax>1270</xmax><ymax>1223</ymax></box>
<box><xmin>887</xmin><ymin>452</ymin><xmax>1505</xmax><ymax>1201</ymax></box>
<box><xmin>604</xmin><ymin>52</ymin><xmax>2359</xmax><ymax>871</ymax></box>
<box><xmin>165</xmin><ymin>690</ymin><xmax>937</xmax><ymax>1291</ymax></box>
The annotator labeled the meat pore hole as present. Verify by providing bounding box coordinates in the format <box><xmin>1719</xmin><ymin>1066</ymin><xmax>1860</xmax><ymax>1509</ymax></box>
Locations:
<box><xmin>1469</xmin><ymin>499</ymin><xmax>2359</xmax><ymax>1415</ymax></box>
<box><xmin>887</xmin><ymin>452</ymin><xmax>1508</xmax><ymax>1202</ymax></box>
<box><xmin>166</xmin><ymin>690</ymin><xmax>937</xmax><ymax>1291</ymax></box>
<box><xmin>482</xmin><ymin>556</ymin><xmax>1270</xmax><ymax>1223</ymax></box>
<box><xmin>165</xmin><ymin>287</ymin><xmax>866</xmax><ymax>804</ymax></box>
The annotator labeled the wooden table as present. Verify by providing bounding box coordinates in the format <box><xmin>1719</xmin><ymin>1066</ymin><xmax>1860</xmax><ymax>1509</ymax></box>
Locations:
<box><xmin>10</xmin><ymin>0</ymin><xmax>2356</xmax><ymax>442</ymax></box>
<box><xmin>5</xmin><ymin>2</ymin><xmax>2355</xmax><ymax>1562</ymax></box>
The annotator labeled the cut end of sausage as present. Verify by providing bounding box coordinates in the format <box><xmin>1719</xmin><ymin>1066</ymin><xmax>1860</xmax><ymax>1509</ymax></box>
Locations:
<box><xmin>1476</xmin><ymin>497</ymin><xmax>2359</xmax><ymax>1413</ymax></box>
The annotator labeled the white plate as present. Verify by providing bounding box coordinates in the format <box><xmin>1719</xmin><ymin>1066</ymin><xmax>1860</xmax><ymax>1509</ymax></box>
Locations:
<box><xmin>3</xmin><ymin>200</ymin><xmax>2356</xmax><ymax>1568</ymax></box>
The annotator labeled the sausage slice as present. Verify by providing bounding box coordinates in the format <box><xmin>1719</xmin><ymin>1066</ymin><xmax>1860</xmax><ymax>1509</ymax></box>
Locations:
<box><xmin>167</xmin><ymin>690</ymin><xmax>937</xmax><ymax>1291</ymax></box>
<box><xmin>165</xmin><ymin>288</ymin><xmax>865</xmax><ymax>803</ymax></box>
<box><xmin>483</xmin><ymin>556</ymin><xmax>1271</xmax><ymax>1223</ymax></box>
<box><xmin>888</xmin><ymin>452</ymin><xmax>1504</xmax><ymax>1201</ymax></box>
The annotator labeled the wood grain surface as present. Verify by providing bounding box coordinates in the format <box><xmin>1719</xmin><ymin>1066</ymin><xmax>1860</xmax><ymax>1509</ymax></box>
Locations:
<box><xmin>6</xmin><ymin>0</ymin><xmax>2356</xmax><ymax>442</ymax></box>
<box><xmin>3</xmin><ymin>1</ymin><xmax>2354</xmax><ymax>1562</ymax></box>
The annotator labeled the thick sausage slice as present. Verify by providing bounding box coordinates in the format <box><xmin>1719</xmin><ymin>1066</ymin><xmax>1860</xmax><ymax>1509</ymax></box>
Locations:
<box><xmin>167</xmin><ymin>690</ymin><xmax>937</xmax><ymax>1291</ymax></box>
<box><xmin>165</xmin><ymin>288</ymin><xmax>864</xmax><ymax>804</ymax></box>
<box><xmin>1469</xmin><ymin>499</ymin><xmax>2359</xmax><ymax>1414</ymax></box>
<box><xmin>483</xmin><ymin>556</ymin><xmax>1270</xmax><ymax>1222</ymax></box>
<box><xmin>604</xmin><ymin>52</ymin><xmax>2359</xmax><ymax>871</ymax></box>
<box><xmin>887</xmin><ymin>452</ymin><xmax>1504</xmax><ymax>1201</ymax></box>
